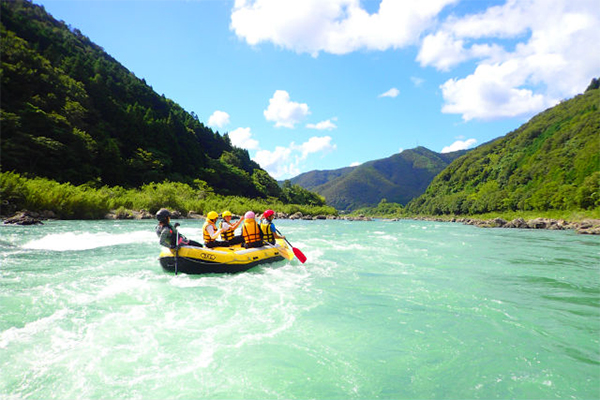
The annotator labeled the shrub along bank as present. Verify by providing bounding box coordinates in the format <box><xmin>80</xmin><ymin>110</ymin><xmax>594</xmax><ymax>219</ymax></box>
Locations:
<box><xmin>0</xmin><ymin>172</ymin><xmax>337</xmax><ymax>220</ymax></box>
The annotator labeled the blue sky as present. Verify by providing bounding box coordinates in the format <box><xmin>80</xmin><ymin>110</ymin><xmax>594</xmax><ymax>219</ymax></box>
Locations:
<box><xmin>36</xmin><ymin>0</ymin><xmax>600</xmax><ymax>179</ymax></box>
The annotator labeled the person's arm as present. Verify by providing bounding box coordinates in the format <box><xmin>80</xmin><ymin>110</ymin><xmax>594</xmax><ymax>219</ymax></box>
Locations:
<box><xmin>207</xmin><ymin>224</ymin><xmax>221</xmax><ymax>240</ymax></box>
<box><xmin>221</xmin><ymin>221</ymin><xmax>232</xmax><ymax>233</ymax></box>
<box><xmin>271</xmin><ymin>222</ymin><xmax>285</xmax><ymax>239</ymax></box>
<box><xmin>231</xmin><ymin>216</ymin><xmax>244</xmax><ymax>230</ymax></box>
<box><xmin>159</xmin><ymin>227</ymin><xmax>174</xmax><ymax>248</ymax></box>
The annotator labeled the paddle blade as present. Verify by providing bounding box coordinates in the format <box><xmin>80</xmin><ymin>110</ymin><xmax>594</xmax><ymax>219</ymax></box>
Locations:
<box><xmin>292</xmin><ymin>247</ymin><xmax>307</xmax><ymax>263</ymax></box>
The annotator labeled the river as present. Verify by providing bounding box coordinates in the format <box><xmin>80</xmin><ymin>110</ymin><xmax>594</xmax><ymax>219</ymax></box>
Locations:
<box><xmin>1</xmin><ymin>219</ymin><xmax>598</xmax><ymax>399</ymax></box>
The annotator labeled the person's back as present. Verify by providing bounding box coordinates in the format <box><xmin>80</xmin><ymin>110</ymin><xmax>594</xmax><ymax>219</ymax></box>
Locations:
<box><xmin>260</xmin><ymin>209</ymin><xmax>283</xmax><ymax>245</ymax></box>
<box><xmin>260</xmin><ymin>218</ymin><xmax>275</xmax><ymax>244</ymax></box>
<box><xmin>241</xmin><ymin>211</ymin><xmax>263</xmax><ymax>248</ymax></box>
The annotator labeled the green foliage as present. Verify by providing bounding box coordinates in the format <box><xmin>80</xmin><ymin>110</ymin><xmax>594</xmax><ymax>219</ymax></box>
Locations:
<box><xmin>407</xmin><ymin>84</ymin><xmax>600</xmax><ymax>215</ymax></box>
<box><xmin>0</xmin><ymin>0</ymin><xmax>291</xmax><ymax>202</ymax></box>
<box><xmin>0</xmin><ymin>172</ymin><xmax>337</xmax><ymax>219</ymax></box>
<box><xmin>586</xmin><ymin>78</ymin><xmax>599</xmax><ymax>92</ymax></box>
<box><xmin>350</xmin><ymin>199</ymin><xmax>404</xmax><ymax>218</ymax></box>
<box><xmin>281</xmin><ymin>180</ymin><xmax>326</xmax><ymax>206</ymax></box>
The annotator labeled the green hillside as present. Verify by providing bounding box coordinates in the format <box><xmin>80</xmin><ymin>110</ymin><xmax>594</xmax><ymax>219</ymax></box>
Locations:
<box><xmin>287</xmin><ymin>166</ymin><xmax>356</xmax><ymax>191</ymax></box>
<box><xmin>0</xmin><ymin>0</ymin><xmax>281</xmax><ymax>199</ymax></box>
<box><xmin>291</xmin><ymin>147</ymin><xmax>466</xmax><ymax>210</ymax></box>
<box><xmin>406</xmin><ymin>83</ymin><xmax>600</xmax><ymax>215</ymax></box>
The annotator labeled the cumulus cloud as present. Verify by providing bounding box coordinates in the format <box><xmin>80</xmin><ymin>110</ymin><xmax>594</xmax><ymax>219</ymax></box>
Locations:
<box><xmin>263</xmin><ymin>90</ymin><xmax>310</xmax><ymax>128</ymax></box>
<box><xmin>228</xmin><ymin>127</ymin><xmax>260</xmax><ymax>150</ymax></box>
<box><xmin>350</xmin><ymin>161</ymin><xmax>361</xmax><ymax>167</ymax></box>
<box><xmin>253</xmin><ymin>146</ymin><xmax>297</xmax><ymax>178</ymax></box>
<box><xmin>207</xmin><ymin>110</ymin><xmax>230</xmax><ymax>128</ymax></box>
<box><xmin>230</xmin><ymin>0</ymin><xmax>457</xmax><ymax>56</ymax></box>
<box><xmin>440</xmin><ymin>62</ymin><xmax>551</xmax><ymax>121</ymax></box>
<box><xmin>441</xmin><ymin>138</ymin><xmax>477</xmax><ymax>153</ymax></box>
<box><xmin>424</xmin><ymin>0</ymin><xmax>600</xmax><ymax>120</ymax></box>
<box><xmin>295</xmin><ymin>136</ymin><xmax>336</xmax><ymax>159</ymax></box>
<box><xmin>378</xmin><ymin>87</ymin><xmax>400</xmax><ymax>98</ymax></box>
<box><xmin>306</xmin><ymin>118</ymin><xmax>337</xmax><ymax>130</ymax></box>
<box><xmin>231</xmin><ymin>0</ymin><xmax>599</xmax><ymax>122</ymax></box>
<box><xmin>252</xmin><ymin>136</ymin><xmax>337</xmax><ymax>178</ymax></box>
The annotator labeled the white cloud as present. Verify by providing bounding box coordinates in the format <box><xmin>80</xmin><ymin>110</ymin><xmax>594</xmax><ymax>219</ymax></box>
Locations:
<box><xmin>252</xmin><ymin>136</ymin><xmax>337</xmax><ymax>178</ymax></box>
<box><xmin>306</xmin><ymin>118</ymin><xmax>337</xmax><ymax>130</ymax></box>
<box><xmin>417</xmin><ymin>31</ymin><xmax>469</xmax><ymax>71</ymax></box>
<box><xmin>410</xmin><ymin>77</ymin><xmax>424</xmax><ymax>87</ymax></box>
<box><xmin>231</xmin><ymin>0</ymin><xmax>457</xmax><ymax>56</ymax></box>
<box><xmin>263</xmin><ymin>90</ymin><xmax>310</xmax><ymax>128</ymax></box>
<box><xmin>228</xmin><ymin>127</ymin><xmax>260</xmax><ymax>150</ymax></box>
<box><xmin>232</xmin><ymin>0</ymin><xmax>600</xmax><ymax>122</ymax></box>
<box><xmin>350</xmin><ymin>161</ymin><xmax>361</xmax><ymax>167</ymax></box>
<box><xmin>253</xmin><ymin>146</ymin><xmax>297</xmax><ymax>178</ymax></box>
<box><xmin>424</xmin><ymin>0</ymin><xmax>600</xmax><ymax>120</ymax></box>
<box><xmin>441</xmin><ymin>138</ymin><xmax>477</xmax><ymax>153</ymax></box>
<box><xmin>207</xmin><ymin>110</ymin><xmax>230</xmax><ymax>128</ymax></box>
<box><xmin>440</xmin><ymin>61</ymin><xmax>554</xmax><ymax>121</ymax></box>
<box><xmin>378</xmin><ymin>87</ymin><xmax>400</xmax><ymax>98</ymax></box>
<box><xmin>296</xmin><ymin>136</ymin><xmax>336</xmax><ymax>159</ymax></box>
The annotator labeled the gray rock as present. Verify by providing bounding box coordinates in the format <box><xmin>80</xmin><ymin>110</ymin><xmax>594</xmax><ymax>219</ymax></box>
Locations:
<box><xmin>3</xmin><ymin>211</ymin><xmax>43</xmax><ymax>225</ymax></box>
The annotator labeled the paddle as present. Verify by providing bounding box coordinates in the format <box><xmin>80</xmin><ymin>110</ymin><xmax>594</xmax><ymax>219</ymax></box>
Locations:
<box><xmin>174</xmin><ymin>223</ymin><xmax>180</xmax><ymax>275</ymax></box>
<box><xmin>276</xmin><ymin>228</ymin><xmax>307</xmax><ymax>263</ymax></box>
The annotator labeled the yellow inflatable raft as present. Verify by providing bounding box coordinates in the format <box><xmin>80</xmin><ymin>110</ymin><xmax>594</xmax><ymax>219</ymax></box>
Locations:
<box><xmin>158</xmin><ymin>238</ymin><xmax>294</xmax><ymax>274</ymax></box>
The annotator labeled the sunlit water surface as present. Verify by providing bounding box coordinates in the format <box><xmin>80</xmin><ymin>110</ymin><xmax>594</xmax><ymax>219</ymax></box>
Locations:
<box><xmin>1</xmin><ymin>219</ymin><xmax>598</xmax><ymax>399</ymax></box>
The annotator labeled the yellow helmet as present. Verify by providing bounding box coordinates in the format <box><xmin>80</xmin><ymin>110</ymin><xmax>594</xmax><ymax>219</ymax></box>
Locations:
<box><xmin>207</xmin><ymin>211</ymin><xmax>218</xmax><ymax>221</ymax></box>
<box><xmin>222</xmin><ymin>210</ymin><xmax>232</xmax><ymax>218</ymax></box>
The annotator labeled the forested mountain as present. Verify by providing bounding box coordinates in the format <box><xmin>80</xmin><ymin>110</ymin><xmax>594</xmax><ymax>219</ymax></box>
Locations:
<box><xmin>290</xmin><ymin>147</ymin><xmax>466</xmax><ymax>210</ymax></box>
<box><xmin>406</xmin><ymin>82</ymin><xmax>600</xmax><ymax>215</ymax></box>
<box><xmin>288</xmin><ymin>166</ymin><xmax>356</xmax><ymax>192</ymax></box>
<box><xmin>0</xmin><ymin>0</ymin><xmax>281</xmax><ymax>198</ymax></box>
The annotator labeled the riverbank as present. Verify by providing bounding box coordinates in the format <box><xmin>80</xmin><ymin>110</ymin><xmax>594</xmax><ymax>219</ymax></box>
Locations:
<box><xmin>408</xmin><ymin>215</ymin><xmax>600</xmax><ymax>235</ymax></box>
<box><xmin>3</xmin><ymin>209</ymin><xmax>599</xmax><ymax>235</ymax></box>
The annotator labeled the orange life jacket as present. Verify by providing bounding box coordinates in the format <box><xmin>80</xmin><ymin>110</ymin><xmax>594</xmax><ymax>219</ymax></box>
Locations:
<box><xmin>203</xmin><ymin>221</ymin><xmax>217</xmax><ymax>243</ymax></box>
<box><xmin>242</xmin><ymin>219</ymin><xmax>262</xmax><ymax>245</ymax></box>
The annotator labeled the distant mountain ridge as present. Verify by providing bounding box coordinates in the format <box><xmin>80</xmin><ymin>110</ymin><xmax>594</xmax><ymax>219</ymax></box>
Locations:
<box><xmin>289</xmin><ymin>147</ymin><xmax>466</xmax><ymax>210</ymax></box>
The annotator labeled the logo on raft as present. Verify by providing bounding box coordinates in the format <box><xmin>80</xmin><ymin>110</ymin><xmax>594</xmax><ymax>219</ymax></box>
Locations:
<box><xmin>199</xmin><ymin>253</ymin><xmax>217</xmax><ymax>261</ymax></box>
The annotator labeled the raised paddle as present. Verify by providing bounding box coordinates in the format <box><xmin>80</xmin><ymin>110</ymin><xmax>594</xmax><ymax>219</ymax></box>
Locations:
<box><xmin>276</xmin><ymin>228</ymin><xmax>307</xmax><ymax>263</ymax></box>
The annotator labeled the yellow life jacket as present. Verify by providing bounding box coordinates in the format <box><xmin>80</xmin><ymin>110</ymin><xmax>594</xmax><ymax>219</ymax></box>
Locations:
<box><xmin>220</xmin><ymin>220</ymin><xmax>234</xmax><ymax>241</ymax></box>
<box><xmin>203</xmin><ymin>221</ymin><xmax>217</xmax><ymax>243</ymax></box>
<box><xmin>242</xmin><ymin>219</ymin><xmax>262</xmax><ymax>245</ymax></box>
<box><xmin>260</xmin><ymin>220</ymin><xmax>275</xmax><ymax>243</ymax></box>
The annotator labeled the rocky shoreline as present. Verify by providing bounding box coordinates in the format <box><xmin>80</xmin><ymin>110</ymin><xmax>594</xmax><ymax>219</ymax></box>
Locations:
<box><xmin>407</xmin><ymin>216</ymin><xmax>600</xmax><ymax>235</ymax></box>
<box><xmin>2</xmin><ymin>210</ymin><xmax>599</xmax><ymax>235</ymax></box>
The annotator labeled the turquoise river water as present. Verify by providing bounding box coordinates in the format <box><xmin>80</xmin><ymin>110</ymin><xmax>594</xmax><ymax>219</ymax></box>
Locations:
<box><xmin>1</xmin><ymin>219</ymin><xmax>599</xmax><ymax>399</ymax></box>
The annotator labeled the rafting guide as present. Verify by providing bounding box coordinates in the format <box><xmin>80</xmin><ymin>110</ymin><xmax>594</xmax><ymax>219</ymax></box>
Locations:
<box><xmin>155</xmin><ymin>208</ymin><xmax>202</xmax><ymax>249</ymax></box>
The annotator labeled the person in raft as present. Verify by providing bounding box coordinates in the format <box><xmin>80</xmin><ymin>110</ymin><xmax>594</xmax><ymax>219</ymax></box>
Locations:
<box><xmin>219</xmin><ymin>210</ymin><xmax>244</xmax><ymax>246</ymax></box>
<box><xmin>203</xmin><ymin>211</ymin><xmax>230</xmax><ymax>248</ymax></box>
<box><xmin>241</xmin><ymin>211</ymin><xmax>264</xmax><ymax>248</ymax></box>
<box><xmin>260</xmin><ymin>209</ymin><xmax>285</xmax><ymax>245</ymax></box>
<box><xmin>156</xmin><ymin>208</ymin><xmax>202</xmax><ymax>248</ymax></box>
